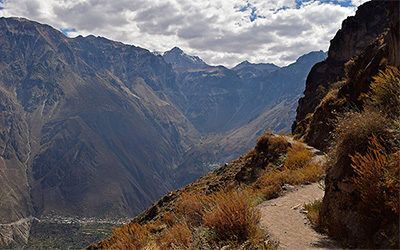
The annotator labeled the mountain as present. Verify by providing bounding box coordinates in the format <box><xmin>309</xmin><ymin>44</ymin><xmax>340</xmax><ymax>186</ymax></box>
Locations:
<box><xmin>163</xmin><ymin>48</ymin><xmax>326</xmax><ymax>134</ymax></box>
<box><xmin>163</xmin><ymin>47</ymin><xmax>208</xmax><ymax>71</ymax></box>
<box><xmin>171</xmin><ymin>50</ymin><xmax>326</xmax><ymax>185</ymax></box>
<box><xmin>91</xmin><ymin>1</ymin><xmax>399</xmax><ymax>248</ymax></box>
<box><xmin>0</xmin><ymin>17</ymin><xmax>326</xmax><ymax>248</ymax></box>
<box><xmin>0</xmin><ymin>16</ymin><xmax>201</xmax><ymax>227</ymax></box>
<box><xmin>232</xmin><ymin>60</ymin><xmax>279</xmax><ymax>79</ymax></box>
<box><xmin>293</xmin><ymin>0</ymin><xmax>399</xmax><ymax>248</ymax></box>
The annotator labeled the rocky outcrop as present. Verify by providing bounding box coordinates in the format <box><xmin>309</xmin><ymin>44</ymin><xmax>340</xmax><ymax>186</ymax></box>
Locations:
<box><xmin>292</xmin><ymin>0</ymin><xmax>396</xmax><ymax>150</ymax></box>
<box><xmin>293</xmin><ymin>0</ymin><xmax>399</xmax><ymax>248</ymax></box>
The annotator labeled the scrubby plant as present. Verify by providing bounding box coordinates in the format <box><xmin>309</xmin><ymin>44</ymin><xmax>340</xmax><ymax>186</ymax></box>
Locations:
<box><xmin>304</xmin><ymin>199</ymin><xmax>323</xmax><ymax>230</ymax></box>
<box><xmin>366</xmin><ymin>66</ymin><xmax>400</xmax><ymax>119</ymax></box>
<box><xmin>284</xmin><ymin>143</ymin><xmax>313</xmax><ymax>170</ymax></box>
<box><xmin>255</xmin><ymin>133</ymin><xmax>290</xmax><ymax>157</ymax></box>
<box><xmin>158</xmin><ymin>222</ymin><xmax>193</xmax><ymax>249</ymax></box>
<box><xmin>175</xmin><ymin>192</ymin><xmax>208</xmax><ymax>227</ymax></box>
<box><xmin>333</xmin><ymin>110</ymin><xmax>390</xmax><ymax>168</ymax></box>
<box><xmin>102</xmin><ymin>223</ymin><xmax>150</xmax><ymax>249</ymax></box>
<box><xmin>203</xmin><ymin>190</ymin><xmax>261</xmax><ymax>244</ymax></box>
<box><xmin>351</xmin><ymin>137</ymin><xmax>400</xmax><ymax>214</ymax></box>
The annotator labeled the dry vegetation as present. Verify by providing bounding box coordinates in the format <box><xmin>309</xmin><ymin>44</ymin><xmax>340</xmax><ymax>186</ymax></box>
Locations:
<box><xmin>321</xmin><ymin>66</ymin><xmax>400</xmax><ymax>248</ymax></box>
<box><xmin>91</xmin><ymin>134</ymin><xmax>328</xmax><ymax>249</ymax></box>
<box><xmin>251</xmin><ymin>142</ymin><xmax>325</xmax><ymax>201</ymax></box>
<box><xmin>304</xmin><ymin>199</ymin><xmax>322</xmax><ymax>230</ymax></box>
<box><xmin>351</xmin><ymin>138</ymin><xmax>400</xmax><ymax>214</ymax></box>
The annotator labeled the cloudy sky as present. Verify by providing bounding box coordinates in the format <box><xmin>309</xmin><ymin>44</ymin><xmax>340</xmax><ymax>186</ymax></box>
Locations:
<box><xmin>0</xmin><ymin>0</ymin><xmax>369</xmax><ymax>67</ymax></box>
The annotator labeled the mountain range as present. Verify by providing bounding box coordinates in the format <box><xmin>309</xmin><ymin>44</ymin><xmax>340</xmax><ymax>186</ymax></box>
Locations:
<box><xmin>0</xmin><ymin>16</ymin><xmax>325</xmax><ymax>247</ymax></box>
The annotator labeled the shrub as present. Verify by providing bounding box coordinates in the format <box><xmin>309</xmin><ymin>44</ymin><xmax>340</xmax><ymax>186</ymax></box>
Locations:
<box><xmin>286</xmin><ymin>162</ymin><xmax>325</xmax><ymax>185</ymax></box>
<box><xmin>367</xmin><ymin>66</ymin><xmax>400</xmax><ymax>119</ymax></box>
<box><xmin>175</xmin><ymin>192</ymin><xmax>208</xmax><ymax>227</ymax></box>
<box><xmin>284</xmin><ymin>143</ymin><xmax>313</xmax><ymax>170</ymax></box>
<box><xmin>253</xmin><ymin>161</ymin><xmax>325</xmax><ymax>200</ymax></box>
<box><xmin>351</xmin><ymin>138</ymin><xmax>400</xmax><ymax>214</ymax></box>
<box><xmin>158</xmin><ymin>223</ymin><xmax>193</xmax><ymax>249</ymax></box>
<box><xmin>255</xmin><ymin>133</ymin><xmax>290</xmax><ymax>157</ymax></box>
<box><xmin>103</xmin><ymin>223</ymin><xmax>150</xmax><ymax>249</ymax></box>
<box><xmin>162</xmin><ymin>211</ymin><xmax>176</xmax><ymax>227</ymax></box>
<box><xmin>203</xmin><ymin>190</ymin><xmax>261</xmax><ymax>243</ymax></box>
<box><xmin>333</xmin><ymin>110</ymin><xmax>390</xmax><ymax>168</ymax></box>
<box><xmin>304</xmin><ymin>199</ymin><xmax>322</xmax><ymax>230</ymax></box>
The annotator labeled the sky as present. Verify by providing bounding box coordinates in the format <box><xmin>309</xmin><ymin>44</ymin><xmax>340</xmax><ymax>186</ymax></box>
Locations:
<box><xmin>0</xmin><ymin>0</ymin><xmax>370</xmax><ymax>67</ymax></box>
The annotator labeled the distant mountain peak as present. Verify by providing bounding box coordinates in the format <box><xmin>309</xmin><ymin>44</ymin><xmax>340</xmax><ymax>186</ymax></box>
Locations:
<box><xmin>169</xmin><ymin>46</ymin><xmax>184</xmax><ymax>54</ymax></box>
<box><xmin>294</xmin><ymin>50</ymin><xmax>327</xmax><ymax>64</ymax></box>
<box><xmin>163</xmin><ymin>47</ymin><xmax>207</xmax><ymax>70</ymax></box>
<box><xmin>232</xmin><ymin>60</ymin><xmax>280</xmax><ymax>78</ymax></box>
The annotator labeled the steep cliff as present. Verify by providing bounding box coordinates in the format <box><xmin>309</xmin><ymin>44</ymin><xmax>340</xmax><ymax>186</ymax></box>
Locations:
<box><xmin>293</xmin><ymin>0</ymin><xmax>399</xmax><ymax>248</ymax></box>
<box><xmin>292</xmin><ymin>0</ymin><xmax>397</xmax><ymax>150</ymax></box>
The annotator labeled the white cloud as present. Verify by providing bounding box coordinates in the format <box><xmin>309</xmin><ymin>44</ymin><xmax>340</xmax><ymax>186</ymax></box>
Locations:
<box><xmin>0</xmin><ymin>0</ymin><xmax>367</xmax><ymax>67</ymax></box>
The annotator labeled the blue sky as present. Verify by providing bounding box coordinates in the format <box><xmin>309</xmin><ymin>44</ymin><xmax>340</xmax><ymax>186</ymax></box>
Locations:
<box><xmin>0</xmin><ymin>0</ymin><xmax>368</xmax><ymax>67</ymax></box>
<box><xmin>296</xmin><ymin>0</ymin><xmax>354</xmax><ymax>8</ymax></box>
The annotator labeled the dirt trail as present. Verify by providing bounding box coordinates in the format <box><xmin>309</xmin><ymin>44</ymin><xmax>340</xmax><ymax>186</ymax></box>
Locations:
<box><xmin>258</xmin><ymin>183</ymin><xmax>338</xmax><ymax>249</ymax></box>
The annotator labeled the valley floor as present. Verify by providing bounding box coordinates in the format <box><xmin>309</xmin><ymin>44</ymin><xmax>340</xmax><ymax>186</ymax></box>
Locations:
<box><xmin>258</xmin><ymin>183</ymin><xmax>337</xmax><ymax>249</ymax></box>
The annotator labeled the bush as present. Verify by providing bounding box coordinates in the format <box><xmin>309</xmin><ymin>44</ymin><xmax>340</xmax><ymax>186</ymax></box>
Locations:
<box><xmin>286</xmin><ymin>162</ymin><xmax>325</xmax><ymax>185</ymax></box>
<box><xmin>255</xmin><ymin>133</ymin><xmax>290</xmax><ymax>156</ymax></box>
<box><xmin>158</xmin><ymin>223</ymin><xmax>192</xmax><ymax>249</ymax></box>
<box><xmin>333</xmin><ymin>110</ymin><xmax>390</xmax><ymax>168</ymax></box>
<box><xmin>284</xmin><ymin>143</ymin><xmax>313</xmax><ymax>170</ymax></box>
<box><xmin>304</xmin><ymin>199</ymin><xmax>322</xmax><ymax>230</ymax></box>
<box><xmin>253</xmin><ymin>161</ymin><xmax>325</xmax><ymax>200</ymax></box>
<box><xmin>102</xmin><ymin>223</ymin><xmax>149</xmax><ymax>249</ymax></box>
<box><xmin>175</xmin><ymin>192</ymin><xmax>208</xmax><ymax>227</ymax></box>
<box><xmin>162</xmin><ymin>211</ymin><xmax>176</xmax><ymax>227</ymax></box>
<box><xmin>203</xmin><ymin>190</ymin><xmax>261</xmax><ymax>243</ymax></box>
<box><xmin>351</xmin><ymin>138</ymin><xmax>400</xmax><ymax>214</ymax></box>
<box><xmin>367</xmin><ymin>66</ymin><xmax>400</xmax><ymax>119</ymax></box>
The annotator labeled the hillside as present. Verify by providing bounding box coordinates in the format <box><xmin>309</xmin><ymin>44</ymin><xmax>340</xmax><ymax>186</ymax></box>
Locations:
<box><xmin>89</xmin><ymin>133</ymin><xmax>327</xmax><ymax>249</ymax></box>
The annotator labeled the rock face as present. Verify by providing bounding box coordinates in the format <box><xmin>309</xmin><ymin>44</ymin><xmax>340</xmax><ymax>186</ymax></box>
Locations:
<box><xmin>292</xmin><ymin>0</ymin><xmax>396</xmax><ymax>150</ymax></box>
<box><xmin>293</xmin><ymin>0</ymin><xmax>399</xmax><ymax>247</ymax></box>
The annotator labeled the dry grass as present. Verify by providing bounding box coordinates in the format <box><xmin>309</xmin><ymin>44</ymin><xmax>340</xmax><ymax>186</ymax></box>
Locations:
<box><xmin>333</xmin><ymin>110</ymin><xmax>390</xmax><ymax>168</ymax></box>
<box><xmin>351</xmin><ymin>138</ymin><xmax>400</xmax><ymax>214</ymax></box>
<box><xmin>162</xmin><ymin>211</ymin><xmax>176</xmax><ymax>227</ymax></box>
<box><xmin>304</xmin><ymin>199</ymin><xmax>322</xmax><ymax>230</ymax></box>
<box><xmin>175</xmin><ymin>192</ymin><xmax>207</xmax><ymax>227</ymax></box>
<box><xmin>203</xmin><ymin>190</ymin><xmax>261</xmax><ymax>244</ymax></box>
<box><xmin>158</xmin><ymin>223</ymin><xmax>192</xmax><ymax>249</ymax></box>
<box><xmin>255</xmin><ymin>133</ymin><xmax>290</xmax><ymax>156</ymax></box>
<box><xmin>284</xmin><ymin>143</ymin><xmax>313</xmax><ymax>170</ymax></box>
<box><xmin>367</xmin><ymin>66</ymin><xmax>400</xmax><ymax>119</ymax></box>
<box><xmin>102</xmin><ymin>223</ymin><xmax>150</xmax><ymax>249</ymax></box>
<box><xmin>252</xmin><ymin>143</ymin><xmax>325</xmax><ymax>200</ymax></box>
